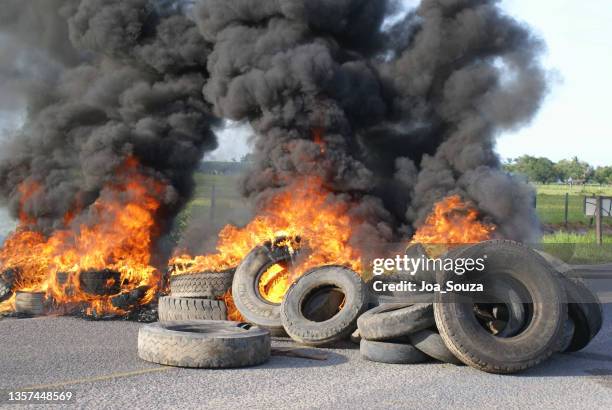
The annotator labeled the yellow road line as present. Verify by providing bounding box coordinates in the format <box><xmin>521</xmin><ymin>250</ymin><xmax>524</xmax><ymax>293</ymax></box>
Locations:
<box><xmin>18</xmin><ymin>367</ymin><xmax>175</xmax><ymax>390</ymax></box>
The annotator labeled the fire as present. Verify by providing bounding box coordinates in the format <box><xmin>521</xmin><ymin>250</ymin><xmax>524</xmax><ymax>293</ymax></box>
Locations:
<box><xmin>172</xmin><ymin>176</ymin><xmax>362</xmax><ymax>317</ymax></box>
<box><xmin>171</xmin><ymin>176</ymin><xmax>361</xmax><ymax>275</ymax></box>
<box><xmin>0</xmin><ymin>158</ymin><xmax>163</xmax><ymax>316</ymax></box>
<box><xmin>221</xmin><ymin>289</ymin><xmax>244</xmax><ymax>322</ymax></box>
<box><xmin>258</xmin><ymin>262</ymin><xmax>290</xmax><ymax>304</ymax></box>
<box><xmin>411</xmin><ymin>195</ymin><xmax>495</xmax><ymax>245</ymax></box>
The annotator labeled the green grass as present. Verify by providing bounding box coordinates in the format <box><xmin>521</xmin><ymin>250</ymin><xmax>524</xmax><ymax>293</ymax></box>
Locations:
<box><xmin>541</xmin><ymin>231</ymin><xmax>612</xmax><ymax>264</ymax></box>
<box><xmin>542</xmin><ymin>231</ymin><xmax>612</xmax><ymax>244</ymax></box>
<box><xmin>170</xmin><ymin>173</ymin><xmax>251</xmax><ymax>246</ymax></box>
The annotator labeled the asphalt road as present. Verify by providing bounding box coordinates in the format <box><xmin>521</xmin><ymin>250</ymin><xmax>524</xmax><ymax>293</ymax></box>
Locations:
<box><xmin>1</xmin><ymin>308</ymin><xmax>612</xmax><ymax>410</ymax></box>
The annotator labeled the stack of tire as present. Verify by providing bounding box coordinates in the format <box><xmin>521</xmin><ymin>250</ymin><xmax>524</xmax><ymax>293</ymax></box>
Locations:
<box><xmin>158</xmin><ymin>269</ymin><xmax>234</xmax><ymax>322</ymax></box>
<box><xmin>358</xmin><ymin>240</ymin><xmax>603</xmax><ymax>374</ymax></box>
<box><xmin>138</xmin><ymin>268</ymin><xmax>276</xmax><ymax>369</ymax></box>
<box><xmin>229</xmin><ymin>242</ymin><xmax>370</xmax><ymax>344</ymax></box>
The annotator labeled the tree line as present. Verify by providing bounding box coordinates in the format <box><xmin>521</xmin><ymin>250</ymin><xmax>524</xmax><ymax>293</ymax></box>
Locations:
<box><xmin>504</xmin><ymin>156</ymin><xmax>612</xmax><ymax>184</ymax></box>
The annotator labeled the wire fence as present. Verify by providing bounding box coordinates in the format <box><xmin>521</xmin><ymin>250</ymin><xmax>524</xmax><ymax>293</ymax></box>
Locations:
<box><xmin>536</xmin><ymin>193</ymin><xmax>612</xmax><ymax>228</ymax></box>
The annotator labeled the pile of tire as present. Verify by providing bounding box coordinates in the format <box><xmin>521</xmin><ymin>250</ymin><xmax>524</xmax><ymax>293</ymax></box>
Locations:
<box><xmin>139</xmin><ymin>267</ymin><xmax>275</xmax><ymax>369</ymax></box>
<box><xmin>358</xmin><ymin>240</ymin><xmax>603</xmax><ymax>374</ymax></box>
<box><xmin>158</xmin><ymin>268</ymin><xmax>234</xmax><ymax>322</ymax></box>
<box><xmin>229</xmin><ymin>242</ymin><xmax>369</xmax><ymax>343</ymax></box>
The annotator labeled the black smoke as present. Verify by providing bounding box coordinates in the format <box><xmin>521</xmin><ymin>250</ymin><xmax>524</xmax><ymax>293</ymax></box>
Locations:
<box><xmin>0</xmin><ymin>0</ymin><xmax>219</xmax><ymax>241</ymax></box>
<box><xmin>0</xmin><ymin>0</ymin><xmax>550</xmax><ymax>262</ymax></box>
<box><xmin>195</xmin><ymin>0</ymin><xmax>549</xmax><ymax>244</ymax></box>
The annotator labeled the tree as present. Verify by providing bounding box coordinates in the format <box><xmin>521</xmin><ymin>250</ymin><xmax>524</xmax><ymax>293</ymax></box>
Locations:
<box><xmin>555</xmin><ymin>157</ymin><xmax>593</xmax><ymax>182</ymax></box>
<box><xmin>504</xmin><ymin>155</ymin><xmax>559</xmax><ymax>183</ymax></box>
<box><xmin>593</xmin><ymin>166</ymin><xmax>612</xmax><ymax>185</ymax></box>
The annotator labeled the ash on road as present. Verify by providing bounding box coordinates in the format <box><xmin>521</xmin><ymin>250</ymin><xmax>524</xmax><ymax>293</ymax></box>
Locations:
<box><xmin>1</xmin><ymin>311</ymin><xmax>611</xmax><ymax>410</ymax></box>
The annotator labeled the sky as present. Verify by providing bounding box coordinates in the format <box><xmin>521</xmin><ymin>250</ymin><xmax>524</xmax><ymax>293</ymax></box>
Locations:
<box><xmin>496</xmin><ymin>0</ymin><xmax>612</xmax><ymax>166</ymax></box>
<box><xmin>0</xmin><ymin>1</ymin><xmax>610</xmax><ymax>166</ymax></box>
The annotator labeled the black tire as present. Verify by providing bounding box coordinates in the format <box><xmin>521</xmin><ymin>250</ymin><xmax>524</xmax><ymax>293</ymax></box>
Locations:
<box><xmin>408</xmin><ymin>330</ymin><xmax>462</xmax><ymax>365</ymax></box>
<box><xmin>79</xmin><ymin>269</ymin><xmax>121</xmax><ymax>295</ymax></box>
<box><xmin>360</xmin><ymin>339</ymin><xmax>428</xmax><ymax>364</ymax></box>
<box><xmin>158</xmin><ymin>296</ymin><xmax>227</xmax><ymax>322</ymax></box>
<box><xmin>560</xmin><ymin>276</ymin><xmax>603</xmax><ymax>352</ymax></box>
<box><xmin>281</xmin><ymin>265</ymin><xmax>368</xmax><ymax>346</ymax></box>
<box><xmin>232</xmin><ymin>245</ymin><xmax>292</xmax><ymax>335</ymax></box>
<box><xmin>138</xmin><ymin>321</ymin><xmax>271</xmax><ymax>368</ymax></box>
<box><xmin>15</xmin><ymin>291</ymin><xmax>46</xmax><ymax>316</ymax></box>
<box><xmin>434</xmin><ymin>240</ymin><xmax>567</xmax><ymax>374</ymax></box>
<box><xmin>170</xmin><ymin>270</ymin><xmax>234</xmax><ymax>299</ymax></box>
<box><xmin>357</xmin><ymin>303</ymin><xmax>435</xmax><ymax>341</ymax></box>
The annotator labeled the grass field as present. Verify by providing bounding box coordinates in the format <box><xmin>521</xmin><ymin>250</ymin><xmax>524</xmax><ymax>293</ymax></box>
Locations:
<box><xmin>534</xmin><ymin>183</ymin><xmax>612</xmax><ymax>196</ymax></box>
<box><xmin>540</xmin><ymin>232</ymin><xmax>612</xmax><ymax>263</ymax></box>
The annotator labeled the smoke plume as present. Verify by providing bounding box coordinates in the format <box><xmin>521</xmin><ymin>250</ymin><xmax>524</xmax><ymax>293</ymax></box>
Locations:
<box><xmin>0</xmin><ymin>0</ymin><xmax>219</xmax><ymax>245</ymax></box>
<box><xmin>195</xmin><ymin>0</ymin><xmax>549</xmax><ymax>244</ymax></box>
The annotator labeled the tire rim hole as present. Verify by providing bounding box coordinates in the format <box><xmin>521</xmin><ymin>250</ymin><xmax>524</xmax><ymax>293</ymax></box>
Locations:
<box><xmin>301</xmin><ymin>285</ymin><xmax>346</xmax><ymax>323</ymax></box>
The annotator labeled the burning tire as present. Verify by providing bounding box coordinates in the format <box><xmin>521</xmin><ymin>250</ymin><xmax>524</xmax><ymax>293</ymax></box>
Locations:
<box><xmin>0</xmin><ymin>268</ymin><xmax>17</xmax><ymax>303</ymax></box>
<box><xmin>408</xmin><ymin>329</ymin><xmax>462</xmax><ymax>365</ymax></box>
<box><xmin>0</xmin><ymin>280</ymin><xmax>11</xmax><ymax>303</ymax></box>
<box><xmin>158</xmin><ymin>296</ymin><xmax>227</xmax><ymax>322</ymax></box>
<box><xmin>434</xmin><ymin>240</ymin><xmax>566</xmax><ymax>374</ymax></box>
<box><xmin>138</xmin><ymin>321</ymin><xmax>271</xmax><ymax>368</ymax></box>
<box><xmin>360</xmin><ymin>339</ymin><xmax>428</xmax><ymax>364</ymax></box>
<box><xmin>79</xmin><ymin>269</ymin><xmax>121</xmax><ymax>295</ymax></box>
<box><xmin>170</xmin><ymin>270</ymin><xmax>234</xmax><ymax>299</ymax></box>
<box><xmin>280</xmin><ymin>265</ymin><xmax>368</xmax><ymax>346</ymax></box>
<box><xmin>560</xmin><ymin>276</ymin><xmax>603</xmax><ymax>352</ymax></box>
<box><xmin>232</xmin><ymin>245</ymin><xmax>293</xmax><ymax>335</ymax></box>
<box><xmin>357</xmin><ymin>303</ymin><xmax>435</xmax><ymax>341</ymax></box>
<box><xmin>15</xmin><ymin>291</ymin><xmax>46</xmax><ymax>316</ymax></box>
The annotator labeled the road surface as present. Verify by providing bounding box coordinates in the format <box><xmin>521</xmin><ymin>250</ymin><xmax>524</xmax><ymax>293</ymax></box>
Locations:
<box><xmin>1</xmin><ymin>307</ymin><xmax>611</xmax><ymax>409</ymax></box>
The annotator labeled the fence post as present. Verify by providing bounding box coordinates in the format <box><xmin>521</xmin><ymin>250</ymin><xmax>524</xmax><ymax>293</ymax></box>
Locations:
<box><xmin>564</xmin><ymin>193</ymin><xmax>569</xmax><ymax>228</ymax></box>
<box><xmin>595</xmin><ymin>196</ymin><xmax>603</xmax><ymax>246</ymax></box>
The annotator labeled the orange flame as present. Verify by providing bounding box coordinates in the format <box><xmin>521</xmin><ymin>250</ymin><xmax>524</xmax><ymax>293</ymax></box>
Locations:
<box><xmin>313</xmin><ymin>128</ymin><xmax>326</xmax><ymax>154</ymax></box>
<box><xmin>171</xmin><ymin>176</ymin><xmax>361</xmax><ymax>275</ymax></box>
<box><xmin>172</xmin><ymin>176</ymin><xmax>362</xmax><ymax>318</ymax></box>
<box><xmin>258</xmin><ymin>262</ymin><xmax>290</xmax><ymax>304</ymax></box>
<box><xmin>411</xmin><ymin>195</ymin><xmax>495</xmax><ymax>245</ymax></box>
<box><xmin>221</xmin><ymin>289</ymin><xmax>245</xmax><ymax>322</ymax></box>
<box><xmin>0</xmin><ymin>158</ymin><xmax>163</xmax><ymax>316</ymax></box>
